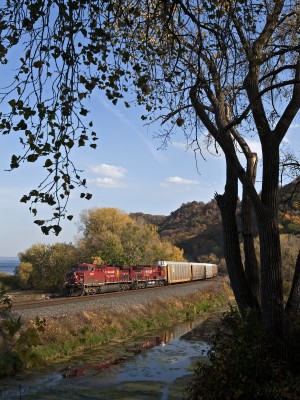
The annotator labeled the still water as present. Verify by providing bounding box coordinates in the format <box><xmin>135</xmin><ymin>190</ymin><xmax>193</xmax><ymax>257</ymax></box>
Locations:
<box><xmin>0</xmin><ymin>257</ymin><xmax>19</xmax><ymax>275</ymax></box>
<box><xmin>0</xmin><ymin>317</ymin><xmax>215</xmax><ymax>400</ymax></box>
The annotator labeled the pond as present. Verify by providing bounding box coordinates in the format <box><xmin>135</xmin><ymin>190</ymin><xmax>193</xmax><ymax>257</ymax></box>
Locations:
<box><xmin>0</xmin><ymin>316</ymin><xmax>217</xmax><ymax>400</ymax></box>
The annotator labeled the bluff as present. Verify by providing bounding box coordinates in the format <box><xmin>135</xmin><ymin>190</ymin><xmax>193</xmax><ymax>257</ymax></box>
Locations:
<box><xmin>131</xmin><ymin>199</ymin><xmax>224</xmax><ymax>261</ymax></box>
<box><xmin>131</xmin><ymin>179</ymin><xmax>300</xmax><ymax>262</ymax></box>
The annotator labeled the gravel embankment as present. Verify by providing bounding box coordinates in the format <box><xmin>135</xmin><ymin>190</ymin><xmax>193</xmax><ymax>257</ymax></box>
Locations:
<box><xmin>10</xmin><ymin>277</ymin><xmax>228</xmax><ymax>321</ymax></box>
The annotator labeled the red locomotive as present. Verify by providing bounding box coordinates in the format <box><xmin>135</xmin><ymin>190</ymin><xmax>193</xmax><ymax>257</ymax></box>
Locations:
<box><xmin>63</xmin><ymin>261</ymin><xmax>218</xmax><ymax>296</ymax></box>
<box><xmin>63</xmin><ymin>263</ymin><xmax>167</xmax><ymax>296</ymax></box>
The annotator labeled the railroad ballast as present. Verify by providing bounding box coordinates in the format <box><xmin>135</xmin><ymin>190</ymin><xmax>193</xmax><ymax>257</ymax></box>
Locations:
<box><xmin>63</xmin><ymin>261</ymin><xmax>218</xmax><ymax>296</ymax></box>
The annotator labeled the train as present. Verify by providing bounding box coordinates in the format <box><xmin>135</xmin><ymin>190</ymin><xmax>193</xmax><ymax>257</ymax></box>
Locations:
<box><xmin>63</xmin><ymin>260</ymin><xmax>218</xmax><ymax>296</ymax></box>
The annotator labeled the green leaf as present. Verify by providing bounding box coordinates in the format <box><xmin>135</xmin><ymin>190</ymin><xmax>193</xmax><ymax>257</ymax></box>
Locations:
<box><xmin>27</xmin><ymin>154</ymin><xmax>39</xmax><ymax>162</ymax></box>
<box><xmin>33</xmin><ymin>60</ymin><xmax>43</xmax><ymax>68</ymax></box>
<box><xmin>65</xmin><ymin>139</ymin><xmax>74</xmax><ymax>149</ymax></box>
<box><xmin>78</xmin><ymin>92</ymin><xmax>87</xmax><ymax>100</ymax></box>
<box><xmin>80</xmin><ymin>107</ymin><xmax>88</xmax><ymax>116</ymax></box>
<box><xmin>20</xmin><ymin>195</ymin><xmax>29</xmax><ymax>203</ymax></box>
<box><xmin>53</xmin><ymin>225</ymin><xmax>62</xmax><ymax>235</ymax></box>
<box><xmin>10</xmin><ymin>154</ymin><xmax>20</xmax><ymax>169</ymax></box>
<box><xmin>176</xmin><ymin>117</ymin><xmax>184</xmax><ymax>127</ymax></box>
<box><xmin>34</xmin><ymin>220</ymin><xmax>45</xmax><ymax>226</ymax></box>
<box><xmin>44</xmin><ymin>159</ymin><xmax>53</xmax><ymax>167</ymax></box>
<box><xmin>41</xmin><ymin>226</ymin><xmax>50</xmax><ymax>235</ymax></box>
<box><xmin>8</xmin><ymin>99</ymin><xmax>16</xmax><ymax>107</ymax></box>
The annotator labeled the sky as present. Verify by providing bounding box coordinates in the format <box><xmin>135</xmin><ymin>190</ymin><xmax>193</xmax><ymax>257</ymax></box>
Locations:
<box><xmin>0</xmin><ymin>70</ymin><xmax>299</xmax><ymax>258</ymax></box>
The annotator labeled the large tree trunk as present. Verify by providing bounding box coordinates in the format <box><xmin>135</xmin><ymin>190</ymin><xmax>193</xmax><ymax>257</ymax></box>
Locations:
<box><xmin>215</xmin><ymin>160</ymin><xmax>259</xmax><ymax>317</ymax></box>
<box><xmin>258</xmin><ymin>219</ymin><xmax>284</xmax><ymax>334</ymax></box>
<box><xmin>241</xmin><ymin>153</ymin><xmax>260</xmax><ymax>302</ymax></box>
<box><xmin>257</xmin><ymin>140</ymin><xmax>285</xmax><ymax>339</ymax></box>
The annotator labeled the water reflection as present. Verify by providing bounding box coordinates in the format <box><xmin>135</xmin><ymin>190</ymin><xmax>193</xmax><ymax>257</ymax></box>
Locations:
<box><xmin>0</xmin><ymin>317</ymin><xmax>214</xmax><ymax>400</ymax></box>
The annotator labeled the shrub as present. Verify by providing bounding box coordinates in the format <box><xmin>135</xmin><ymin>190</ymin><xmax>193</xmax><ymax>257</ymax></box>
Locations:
<box><xmin>188</xmin><ymin>307</ymin><xmax>300</xmax><ymax>400</ymax></box>
<box><xmin>0</xmin><ymin>273</ymin><xmax>19</xmax><ymax>290</ymax></box>
<box><xmin>0</xmin><ymin>287</ymin><xmax>46</xmax><ymax>377</ymax></box>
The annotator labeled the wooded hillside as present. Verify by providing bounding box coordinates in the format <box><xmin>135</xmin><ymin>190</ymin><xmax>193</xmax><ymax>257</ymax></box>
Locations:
<box><xmin>131</xmin><ymin>179</ymin><xmax>300</xmax><ymax>262</ymax></box>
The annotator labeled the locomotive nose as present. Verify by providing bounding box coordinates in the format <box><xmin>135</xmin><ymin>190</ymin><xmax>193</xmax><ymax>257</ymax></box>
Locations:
<box><xmin>66</xmin><ymin>271</ymin><xmax>77</xmax><ymax>284</ymax></box>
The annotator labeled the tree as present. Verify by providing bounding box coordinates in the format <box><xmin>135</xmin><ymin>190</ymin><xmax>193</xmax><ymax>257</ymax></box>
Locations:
<box><xmin>78</xmin><ymin>207</ymin><xmax>185</xmax><ymax>264</ymax></box>
<box><xmin>98</xmin><ymin>0</ymin><xmax>300</xmax><ymax>345</ymax></box>
<box><xmin>18</xmin><ymin>242</ymin><xmax>78</xmax><ymax>291</ymax></box>
<box><xmin>1</xmin><ymin>0</ymin><xmax>300</xmax><ymax>349</ymax></box>
<box><xmin>15</xmin><ymin>262</ymin><xmax>33</xmax><ymax>289</ymax></box>
<box><xmin>0</xmin><ymin>1</ymin><xmax>99</xmax><ymax>234</ymax></box>
<box><xmin>18</xmin><ymin>244</ymin><xmax>49</xmax><ymax>289</ymax></box>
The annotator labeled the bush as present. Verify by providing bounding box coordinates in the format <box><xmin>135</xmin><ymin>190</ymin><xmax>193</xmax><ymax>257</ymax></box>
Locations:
<box><xmin>15</xmin><ymin>262</ymin><xmax>33</xmax><ymax>289</ymax></box>
<box><xmin>0</xmin><ymin>287</ymin><xmax>46</xmax><ymax>377</ymax></box>
<box><xmin>0</xmin><ymin>273</ymin><xmax>19</xmax><ymax>290</ymax></box>
<box><xmin>188</xmin><ymin>307</ymin><xmax>300</xmax><ymax>400</ymax></box>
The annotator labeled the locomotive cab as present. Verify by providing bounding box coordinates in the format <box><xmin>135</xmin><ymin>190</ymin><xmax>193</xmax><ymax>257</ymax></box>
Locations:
<box><xmin>64</xmin><ymin>264</ymin><xmax>98</xmax><ymax>296</ymax></box>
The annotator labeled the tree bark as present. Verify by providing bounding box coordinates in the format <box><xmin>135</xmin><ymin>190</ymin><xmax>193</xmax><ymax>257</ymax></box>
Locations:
<box><xmin>215</xmin><ymin>159</ymin><xmax>259</xmax><ymax>317</ymax></box>
<box><xmin>257</xmin><ymin>141</ymin><xmax>285</xmax><ymax>338</ymax></box>
<box><xmin>241</xmin><ymin>153</ymin><xmax>260</xmax><ymax>302</ymax></box>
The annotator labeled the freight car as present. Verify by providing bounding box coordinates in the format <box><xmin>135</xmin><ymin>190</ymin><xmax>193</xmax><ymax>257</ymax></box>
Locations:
<box><xmin>157</xmin><ymin>261</ymin><xmax>218</xmax><ymax>283</ymax></box>
<box><xmin>63</xmin><ymin>261</ymin><xmax>218</xmax><ymax>296</ymax></box>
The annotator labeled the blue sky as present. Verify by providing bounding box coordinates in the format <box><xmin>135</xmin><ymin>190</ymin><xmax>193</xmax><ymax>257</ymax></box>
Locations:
<box><xmin>0</xmin><ymin>90</ymin><xmax>230</xmax><ymax>257</ymax></box>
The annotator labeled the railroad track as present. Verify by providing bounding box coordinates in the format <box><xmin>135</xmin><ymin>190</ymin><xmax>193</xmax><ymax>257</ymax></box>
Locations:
<box><xmin>10</xmin><ymin>283</ymin><xmax>185</xmax><ymax>311</ymax></box>
<box><xmin>1</xmin><ymin>277</ymin><xmax>225</xmax><ymax>320</ymax></box>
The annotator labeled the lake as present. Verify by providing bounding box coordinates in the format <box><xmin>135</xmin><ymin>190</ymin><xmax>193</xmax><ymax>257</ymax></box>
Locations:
<box><xmin>0</xmin><ymin>257</ymin><xmax>19</xmax><ymax>275</ymax></box>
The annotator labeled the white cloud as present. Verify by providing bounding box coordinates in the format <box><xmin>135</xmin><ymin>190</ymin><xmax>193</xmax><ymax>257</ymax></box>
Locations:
<box><xmin>290</xmin><ymin>123</ymin><xmax>300</xmax><ymax>129</ymax></box>
<box><xmin>162</xmin><ymin>176</ymin><xmax>199</xmax><ymax>186</ymax></box>
<box><xmin>89</xmin><ymin>177</ymin><xmax>126</xmax><ymax>188</ymax></box>
<box><xmin>88</xmin><ymin>163</ymin><xmax>127</xmax><ymax>188</ymax></box>
<box><xmin>89</xmin><ymin>163</ymin><xmax>126</xmax><ymax>178</ymax></box>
